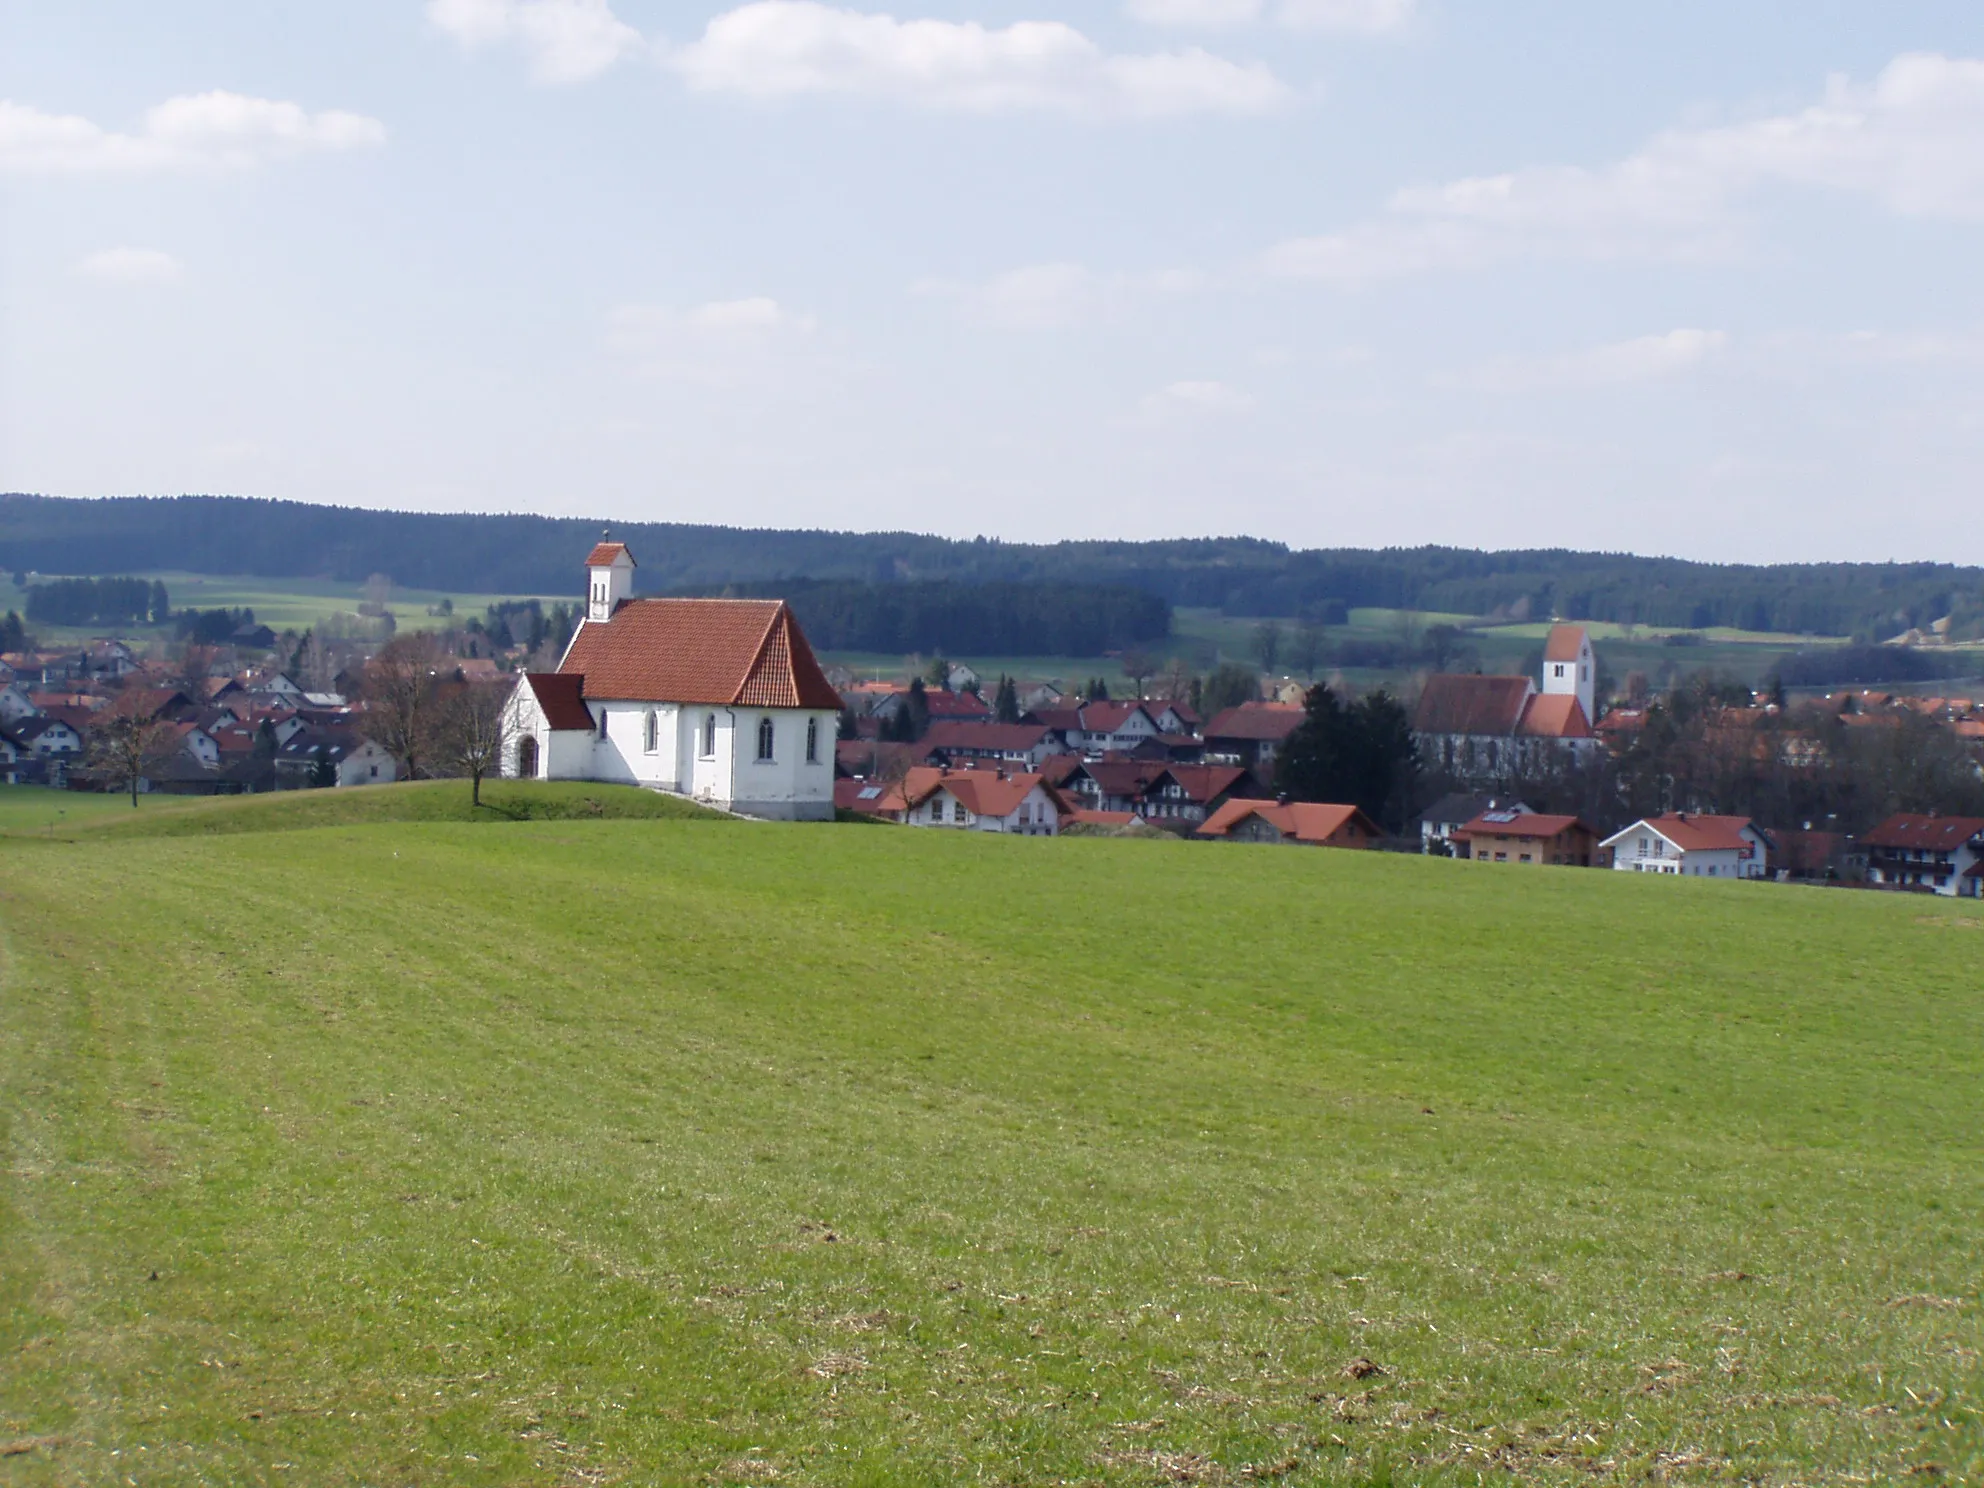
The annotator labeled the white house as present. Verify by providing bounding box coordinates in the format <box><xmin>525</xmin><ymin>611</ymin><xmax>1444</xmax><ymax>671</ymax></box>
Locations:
<box><xmin>1600</xmin><ymin>814</ymin><xmax>1771</xmax><ymax>878</ymax></box>
<box><xmin>502</xmin><ymin>541</ymin><xmax>842</xmax><ymax>821</ymax></box>
<box><xmin>1860</xmin><ymin>814</ymin><xmax>1984</xmax><ymax>898</ymax></box>
<box><xmin>0</xmin><ymin>682</ymin><xmax>35</xmax><ymax>726</ymax></box>
<box><xmin>275</xmin><ymin>728</ymin><xmax>399</xmax><ymax>788</ymax></box>
<box><xmin>897</xmin><ymin>766</ymin><xmax>1065</xmax><ymax>835</ymax></box>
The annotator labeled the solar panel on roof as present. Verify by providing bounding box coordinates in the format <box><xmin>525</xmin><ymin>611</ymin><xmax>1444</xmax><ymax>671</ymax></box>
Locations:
<box><xmin>1483</xmin><ymin>809</ymin><xmax>1521</xmax><ymax>823</ymax></box>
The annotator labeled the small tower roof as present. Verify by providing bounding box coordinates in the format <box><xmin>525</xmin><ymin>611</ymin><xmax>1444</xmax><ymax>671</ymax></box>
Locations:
<box><xmin>586</xmin><ymin>541</ymin><xmax>635</xmax><ymax>568</ymax></box>
<box><xmin>1543</xmin><ymin>624</ymin><xmax>1587</xmax><ymax>662</ymax></box>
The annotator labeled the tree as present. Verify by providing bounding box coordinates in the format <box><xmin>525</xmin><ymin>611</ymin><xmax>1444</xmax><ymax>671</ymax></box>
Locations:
<box><xmin>87</xmin><ymin>694</ymin><xmax>179</xmax><ymax>807</ymax></box>
<box><xmin>362</xmin><ymin>633</ymin><xmax>445</xmax><ymax>779</ymax></box>
<box><xmin>1120</xmin><ymin>650</ymin><xmax>1155</xmax><ymax>698</ymax></box>
<box><xmin>927</xmin><ymin>655</ymin><xmax>952</xmax><ymax>688</ymax></box>
<box><xmin>1274</xmin><ymin>684</ymin><xmax>1420</xmax><ymax>832</ymax></box>
<box><xmin>148</xmin><ymin>580</ymin><xmax>171</xmax><ymax>624</ymax></box>
<box><xmin>1201</xmin><ymin>662</ymin><xmax>1260</xmax><ymax>715</ymax></box>
<box><xmin>310</xmin><ymin>751</ymin><xmax>338</xmax><ymax>790</ymax></box>
<box><xmin>993</xmin><ymin>675</ymin><xmax>1021</xmax><ymax>724</ymax></box>
<box><xmin>1292</xmin><ymin>623</ymin><xmax>1327</xmax><ymax>679</ymax></box>
<box><xmin>438</xmin><ymin>680</ymin><xmax>508</xmax><ymax>807</ymax></box>
<box><xmin>1252</xmin><ymin>621</ymin><xmax>1283</xmax><ymax>674</ymax></box>
<box><xmin>176</xmin><ymin>643</ymin><xmax>221</xmax><ymax>694</ymax></box>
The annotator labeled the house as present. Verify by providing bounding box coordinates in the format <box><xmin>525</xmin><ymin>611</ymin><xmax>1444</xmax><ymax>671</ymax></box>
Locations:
<box><xmin>0</xmin><ymin>728</ymin><xmax>19</xmax><ymax>785</ymax></box>
<box><xmin>864</xmin><ymin>686</ymin><xmax>992</xmax><ymax>732</ymax></box>
<box><xmin>1016</xmin><ymin>681</ymin><xmax>1065</xmax><ymax>714</ymax></box>
<box><xmin>1452</xmin><ymin>810</ymin><xmax>1596</xmax><ymax>867</ymax></box>
<box><xmin>917</xmin><ymin>721</ymin><xmax>1058</xmax><ymax>769</ymax></box>
<box><xmin>1026</xmin><ymin>701</ymin><xmax>1167</xmax><ymax>757</ymax></box>
<box><xmin>1201</xmin><ymin>702</ymin><xmax>1306</xmax><ymax>773</ymax></box>
<box><xmin>1860</xmin><ymin>815</ymin><xmax>1984</xmax><ymax>897</ymax></box>
<box><xmin>1195</xmin><ymin>799</ymin><xmax>1380</xmax><ymax>848</ymax></box>
<box><xmin>1771</xmin><ymin>828</ymin><xmax>1860</xmax><ymax>883</ymax></box>
<box><xmin>12</xmin><ymin>715</ymin><xmax>83</xmax><ymax>759</ymax></box>
<box><xmin>945</xmin><ymin>663</ymin><xmax>980</xmax><ymax>692</ymax></box>
<box><xmin>502</xmin><ymin>542</ymin><xmax>842</xmax><ymax>820</ymax></box>
<box><xmin>1413</xmin><ymin>624</ymin><xmax>1601</xmax><ymax>782</ymax></box>
<box><xmin>1417</xmin><ymin>793</ymin><xmax>1531</xmax><ymax>856</ymax></box>
<box><xmin>1139</xmin><ymin>764</ymin><xmax>1266</xmax><ymax>824</ymax></box>
<box><xmin>85</xmin><ymin>640</ymin><xmax>139</xmax><ymax>678</ymax></box>
<box><xmin>834</xmin><ymin>776</ymin><xmax>910</xmax><ymax>820</ymax></box>
<box><xmin>164</xmin><ymin>722</ymin><xmax>221</xmax><ymax>771</ymax></box>
<box><xmin>1599</xmin><ymin>814</ymin><xmax>1771</xmax><ymax>879</ymax></box>
<box><xmin>231</xmin><ymin>622</ymin><xmax>278</xmax><ymax>650</ymax></box>
<box><xmin>897</xmin><ymin>766</ymin><xmax>1066</xmax><ymax>835</ymax></box>
<box><xmin>0</xmin><ymin>682</ymin><xmax>35</xmax><ymax>726</ymax></box>
<box><xmin>275</xmin><ymin>728</ymin><xmax>399</xmax><ymax>789</ymax></box>
<box><xmin>1057</xmin><ymin>759</ymin><xmax>1165</xmax><ymax>816</ymax></box>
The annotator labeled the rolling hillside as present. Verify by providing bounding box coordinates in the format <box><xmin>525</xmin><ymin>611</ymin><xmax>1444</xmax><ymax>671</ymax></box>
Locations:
<box><xmin>1</xmin><ymin>789</ymin><xmax>1978</xmax><ymax>1483</ymax></box>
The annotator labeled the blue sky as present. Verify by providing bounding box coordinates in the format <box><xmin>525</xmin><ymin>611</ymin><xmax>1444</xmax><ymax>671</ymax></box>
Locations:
<box><xmin>4</xmin><ymin>1</ymin><xmax>1983</xmax><ymax>562</ymax></box>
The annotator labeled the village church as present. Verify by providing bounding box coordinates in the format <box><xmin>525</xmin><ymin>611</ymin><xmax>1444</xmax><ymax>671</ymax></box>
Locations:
<box><xmin>502</xmin><ymin>542</ymin><xmax>843</xmax><ymax>820</ymax></box>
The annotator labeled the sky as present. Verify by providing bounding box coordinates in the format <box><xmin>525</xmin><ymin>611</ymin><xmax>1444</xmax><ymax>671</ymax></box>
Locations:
<box><xmin>3</xmin><ymin>1</ymin><xmax>1983</xmax><ymax>564</ymax></box>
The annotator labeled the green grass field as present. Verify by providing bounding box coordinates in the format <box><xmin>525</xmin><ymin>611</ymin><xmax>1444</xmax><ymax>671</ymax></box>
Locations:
<box><xmin>2</xmin><ymin>784</ymin><xmax>1979</xmax><ymax>1484</ymax></box>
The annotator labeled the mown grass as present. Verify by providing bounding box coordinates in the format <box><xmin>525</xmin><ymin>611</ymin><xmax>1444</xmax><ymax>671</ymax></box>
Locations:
<box><xmin>1</xmin><ymin>810</ymin><xmax>1980</xmax><ymax>1485</ymax></box>
<box><xmin>42</xmin><ymin>780</ymin><xmax>727</xmax><ymax>841</ymax></box>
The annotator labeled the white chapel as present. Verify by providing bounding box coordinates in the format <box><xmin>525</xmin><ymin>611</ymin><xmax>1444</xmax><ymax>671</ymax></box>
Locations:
<box><xmin>501</xmin><ymin>541</ymin><xmax>843</xmax><ymax>820</ymax></box>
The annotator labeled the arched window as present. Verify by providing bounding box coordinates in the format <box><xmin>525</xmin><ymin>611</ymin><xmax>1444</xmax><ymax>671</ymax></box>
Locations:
<box><xmin>643</xmin><ymin>709</ymin><xmax>658</xmax><ymax>754</ymax></box>
<box><xmin>805</xmin><ymin>716</ymin><xmax>819</xmax><ymax>763</ymax></box>
<box><xmin>756</xmin><ymin>717</ymin><xmax>775</xmax><ymax>761</ymax></box>
<box><xmin>517</xmin><ymin>736</ymin><xmax>539</xmax><ymax>779</ymax></box>
<box><xmin>702</xmin><ymin>713</ymin><xmax>717</xmax><ymax>757</ymax></box>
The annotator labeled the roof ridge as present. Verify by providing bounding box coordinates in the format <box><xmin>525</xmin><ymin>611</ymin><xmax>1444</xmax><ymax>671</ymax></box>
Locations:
<box><xmin>731</xmin><ymin>602</ymin><xmax>790</xmax><ymax>706</ymax></box>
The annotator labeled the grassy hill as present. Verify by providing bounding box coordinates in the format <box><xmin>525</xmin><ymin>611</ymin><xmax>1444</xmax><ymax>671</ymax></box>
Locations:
<box><xmin>1</xmin><ymin>792</ymin><xmax>1979</xmax><ymax>1483</ymax></box>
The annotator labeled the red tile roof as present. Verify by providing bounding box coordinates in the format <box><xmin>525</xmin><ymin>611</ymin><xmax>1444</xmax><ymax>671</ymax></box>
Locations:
<box><xmin>1609</xmin><ymin>813</ymin><xmax>1764</xmax><ymax>853</ymax></box>
<box><xmin>1196</xmin><ymin>798</ymin><xmax>1378</xmax><ymax>844</ymax></box>
<box><xmin>1516</xmin><ymin>694</ymin><xmax>1594</xmax><ymax>739</ymax></box>
<box><xmin>1544</xmin><ymin>624</ymin><xmax>1588</xmax><ymax>663</ymax></box>
<box><xmin>1860</xmin><ymin>814</ymin><xmax>1984</xmax><ymax>852</ymax></box>
<box><xmin>586</xmin><ymin>541</ymin><xmax>635</xmax><ymax>567</ymax></box>
<box><xmin>522</xmin><ymin>672</ymin><xmax>596</xmax><ymax>731</ymax></box>
<box><xmin>559</xmin><ymin>599</ymin><xmax>841</xmax><ymax>710</ymax></box>
<box><xmin>1454</xmin><ymin>811</ymin><xmax>1590</xmax><ymax>841</ymax></box>
<box><xmin>1413</xmin><ymin>675</ymin><xmax>1532</xmax><ymax>736</ymax></box>
<box><xmin>900</xmin><ymin>766</ymin><xmax>1064</xmax><ymax>819</ymax></box>
<box><xmin>1203</xmin><ymin>701</ymin><xmax>1305</xmax><ymax>742</ymax></box>
<box><xmin>921</xmin><ymin>689</ymin><xmax>993</xmax><ymax>720</ymax></box>
<box><xmin>1152</xmin><ymin>764</ymin><xmax>1257</xmax><ymax>805</ymax></box>
<box><xmin>920</xmin><ymin>721</ymin><xmax>1052</xmax><ymax>753</ymax></box>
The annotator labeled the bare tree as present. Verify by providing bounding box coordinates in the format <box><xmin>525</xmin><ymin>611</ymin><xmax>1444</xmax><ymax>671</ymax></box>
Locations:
<box><xmin>362</xmin><ymin>633</ymin><xmax>445</xmax><ymax>779</ymax></box>
<box><xmin>1251</xmin><ymin>620</ymin><xmax>1283</xmax><ymax>675</ymax></box>
<box><xmin>87</xmin><ymin>693</ymin><xmax>179</xmax><ymax>807</ymax></box>
<box><xmin>1119</xmin><ymin>650</ymin><xmax>1155</xmax><ymax>698</ymax></box>
<box><xmin>176</xmin><ymin>642</ymin><xmax>223</xmax><ymax>695</ymax></box>
<box><xmin>1292</xmin><ymin>623</ymin><xmax>1327</xmax><ymax>679</ymax></box>
<box><xmin>438</xmin><ymin>680</ymin><xmax>508</xmax><ymax>807</ymax></box>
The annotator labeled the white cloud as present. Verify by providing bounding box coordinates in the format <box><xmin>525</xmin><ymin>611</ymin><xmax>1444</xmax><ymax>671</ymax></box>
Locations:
<box><xmin>1464</xmin><ymin>329</ymin><xmax>1730</xmax><ymax>392</ymax></box>
<box><xmin>606</xmin><ymin>296</ymin><xmax>818</xmax><ymax>381</ymax></box>
<box><xmin>0</xmin><ymin>92</ymin><xmax>386</xmax><ymax>173</ymax></box>
<box><xmin>668</xmin><ymin>1</ymin><xmax>1288</xmax><ymax>116</ymax></box>
<box><xmin>73</xmin><ymin>247</ymin><xmax>183</xmax><ymax>285</ymax></box>
<box><xmin>1265</xmin><ymin>52</ymin><xmax>1984</xmax><ymax>281</ymax></box>
<box><xmin>913</xmin><ymin>262</ymin><xmax>1203</xmax><ymax>328</ymax></box>
<box><xmin>1141</xmin><ymin>378</ymin><xmax>1254</xmax><ymax>418</ymax></box>
<box><xmin>427</xmin><ymin>0</ymin><xmax>645</xmax><ymax>84</ymax></box>
<box><xmin>1125</xmin><ymin>0</ymin><xmax>1413</xmax><ymax>33</ymax></box>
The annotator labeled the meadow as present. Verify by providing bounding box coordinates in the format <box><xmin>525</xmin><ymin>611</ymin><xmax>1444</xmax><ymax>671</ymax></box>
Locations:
<box><xmin>1</xmin><ymin>784</ymin><xmax>1980</xmax><ymax>1485</ymax></box>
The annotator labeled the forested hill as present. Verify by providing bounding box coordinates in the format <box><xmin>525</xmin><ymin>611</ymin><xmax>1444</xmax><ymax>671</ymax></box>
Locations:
<box><xmin>4</xmin><ymin>492</ymin><xmax>1980</xmax><ymax>640</ymax></box>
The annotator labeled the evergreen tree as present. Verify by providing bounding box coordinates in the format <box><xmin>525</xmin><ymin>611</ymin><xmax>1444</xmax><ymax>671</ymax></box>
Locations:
<box><xmin>1275</xmin><ymin>684</ymin><xmax>1419</xmax><ymax>832</ymax></box>
<box><xmin>993</xmin><ymin>674</ymin><xmax>1020</xmax><ymax>724</ymax></box>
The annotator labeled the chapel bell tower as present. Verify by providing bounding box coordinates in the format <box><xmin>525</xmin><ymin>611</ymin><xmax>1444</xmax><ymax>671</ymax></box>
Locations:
<box><xmin>585</xmin><ymin>537</ymin><xmax>635</xmax><ymax>623</ymax></box>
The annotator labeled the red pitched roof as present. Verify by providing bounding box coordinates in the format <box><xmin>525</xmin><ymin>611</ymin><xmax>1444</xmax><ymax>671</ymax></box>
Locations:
<box><xmin>1516</xmin><ymin>694</ymin><xmax>1594</xmax><ymax>739</ymax></box>
<box><xmin>586</xmin><ymin>541</ymin><xmax>635</xmax><ymax>567</ymax></box>
<box><xmin>558</xmin><ymin>599</ymin><xmax>841</xmax><ymax>710</ymax></box>
<box><xmin>1544</xmin><ymin>624</ymin><xmax>1588</xmax><ymax>663</ymax></box>
<box><xmin>921</xmin><ymin>689</ymin><xmax>992</xmax><ymax>720</ymax></box>
<box><xmin>1454</xmin><ymin>811</ymin><xmax>1590</xmax><ymax>841</ymax></box>
<box><xmin>1196</xmin><ymin>798</ymin><xmax>1378</xmax><ymax>844</ymax></box>
<box><xmin>900</xmin><ymin>766</ymin><xmax>1064</xmax><ymax>819</ymax></box>
<box><xmin>1609</xmin><ymin>813</ymin><xmax>1764</xmax><ymax>853</ymax></box>
<box><xmin>1152</xmin><ymin>764</ymin><xmax>1257</xmax><ymax>805</ymax></box>
<box><xmin>920</xmin><ymin>721</ymin><xmax>1051</xmax><ymax>753</ymax></box>
<box><xmin>1203</xmin><ymin>702</ymin><xmax>1305</xmax><ymax>742</ymax></box>
<box><xmin>522</xmin><ymin>672</ymin><xmax>596</xmax><ymax>731</ymax></box>
<box><xmin>1413</xmin><ymin>675</ymin><xmax>1532</xmax><ymax>736</ymax></box>
<box><xmin>1861</xmin><ymin>814</ymin><xmax>1984</xmax><ymax>852</ymax></box>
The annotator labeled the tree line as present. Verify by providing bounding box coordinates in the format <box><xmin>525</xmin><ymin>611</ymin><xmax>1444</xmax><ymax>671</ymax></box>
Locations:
<box><xmin>6</xmin><ymin>493</ymin><xmax>1979</xmax><ymax>640</ymax></box>
<box><xmin>23</xmin><ymin>575</ymin><xmax>169</xmax><ymax>626</ymax></box>
<box><xmin>675</xmin><ymin>578</ymin><xmax>1172</xmax><ymax>656</ymax></box>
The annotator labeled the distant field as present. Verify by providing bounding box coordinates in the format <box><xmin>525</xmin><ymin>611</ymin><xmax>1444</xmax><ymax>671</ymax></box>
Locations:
<box><xmin>1</xmin><ymin>786</ymin><xmax>1979</xmax><ymax>1484</ymax></box>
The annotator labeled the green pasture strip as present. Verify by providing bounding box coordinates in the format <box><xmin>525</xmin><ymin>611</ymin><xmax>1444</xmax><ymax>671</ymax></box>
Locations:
<box><xmin>1</xmin><ymin>823</ymin><xmax>1980</xmax><ymax>1484</ymax></box>
<box><xmin>0</xmin><ymin>781</ymin><xmax>726</xmax><ymax>842</ymax></box>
